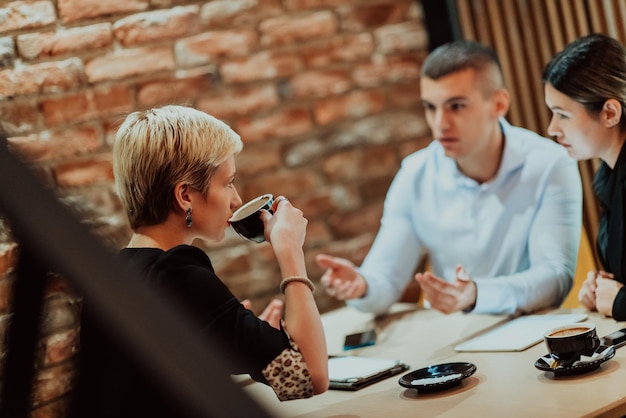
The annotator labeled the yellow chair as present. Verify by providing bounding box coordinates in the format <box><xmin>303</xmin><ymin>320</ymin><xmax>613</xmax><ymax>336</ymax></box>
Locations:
<box><xmin>561</xmin><ymin>227</ymin><xmax>596</xmax><ymax>308</ymax></box>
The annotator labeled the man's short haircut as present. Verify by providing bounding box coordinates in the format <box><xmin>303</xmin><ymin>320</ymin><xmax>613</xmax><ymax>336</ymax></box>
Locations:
<box><xmin>421</xmin><ymin>40</ymin><xmax>505</xmax><ymax>94</ymax></box>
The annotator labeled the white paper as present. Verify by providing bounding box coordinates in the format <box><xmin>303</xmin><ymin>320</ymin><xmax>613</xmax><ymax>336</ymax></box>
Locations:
<box><xmin>454</xmin><ymin>313</ymin><xmax>589</xmax><ymax>352</ymax></box>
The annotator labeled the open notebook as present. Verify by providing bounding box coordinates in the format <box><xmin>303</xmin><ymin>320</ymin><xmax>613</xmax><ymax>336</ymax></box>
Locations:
<box><xmin>454</xmin><ymin>313</ymin><xmax>589</xmax><ymax>352</ymax></box>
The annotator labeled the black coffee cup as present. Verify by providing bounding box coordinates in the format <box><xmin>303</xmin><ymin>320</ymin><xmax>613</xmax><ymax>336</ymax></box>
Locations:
<box><xmin>544</xmin><ymin>323</ymin><xmax>600</xmax><ymax>364</ymax></box>
<box><xmin>229</xmin><ymin>194</ymin><xmax>274</xmax><ymax>243</ymax></box>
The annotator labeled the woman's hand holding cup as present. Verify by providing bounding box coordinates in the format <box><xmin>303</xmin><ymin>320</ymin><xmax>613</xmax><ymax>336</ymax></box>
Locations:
<box><xmin>261</xmin><ymin>195</ymin><xmax>307</xmax><ymax>249</ymax></box>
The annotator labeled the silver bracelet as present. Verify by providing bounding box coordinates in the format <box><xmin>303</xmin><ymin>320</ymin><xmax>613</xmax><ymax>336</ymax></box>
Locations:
<box><xmin>280</xmin><ymin>276</ymin><xmax>315</xmax><ymax>294</ymax></box>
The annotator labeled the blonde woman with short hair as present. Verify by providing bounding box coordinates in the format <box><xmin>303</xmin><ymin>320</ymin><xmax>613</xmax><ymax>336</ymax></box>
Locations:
<box><xmin>72</xmin><ymin>105</ymin><xmax>328</xmax><ymax>418</ymax></box>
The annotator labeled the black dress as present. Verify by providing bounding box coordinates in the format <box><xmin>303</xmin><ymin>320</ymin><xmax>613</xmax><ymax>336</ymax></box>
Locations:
<box><xmin>70</xmin><ymin>245</ymin><xmax>292</xmax><ymax>418</ymax></box>
<box><xmin>594</xmin><ymin>143</ymin><xmax>626</xmax><ymax>320</ymax></box>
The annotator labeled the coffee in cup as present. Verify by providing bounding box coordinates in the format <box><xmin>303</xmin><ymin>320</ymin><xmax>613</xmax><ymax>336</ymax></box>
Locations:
<box><xmin>229</xmin><ymin>194</ymin><xmax>274</xmax><ymax>243</ymax></box>
<box><xmin>543</xmin><ymin>323</ymin><xmax>600</xmax><ymax>365</ymax></box>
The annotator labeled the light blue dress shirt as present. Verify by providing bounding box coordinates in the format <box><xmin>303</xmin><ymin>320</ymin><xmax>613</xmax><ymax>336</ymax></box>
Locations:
<box><xmin>349</xmin><ymin>119</ymin><xmax>583</xmax><ymax>315</ymax></box>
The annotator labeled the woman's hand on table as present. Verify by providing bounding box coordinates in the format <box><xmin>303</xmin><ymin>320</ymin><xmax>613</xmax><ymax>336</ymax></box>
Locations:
<box><xmin>578</xmin><ymin>270</ymin><xmax>599</xmax><ymax>311</ymax></box>
<box><xmin>595</xmin><ymin>273</ymin><xmax>621</xmax><ymax>317</ymax></box>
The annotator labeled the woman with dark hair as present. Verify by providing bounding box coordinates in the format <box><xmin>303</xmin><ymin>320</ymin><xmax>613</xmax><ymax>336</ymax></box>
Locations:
<box><xmin>544</xmin><ymin>33</ymin><xmax>626</xmax><ymax>320</ymax></box>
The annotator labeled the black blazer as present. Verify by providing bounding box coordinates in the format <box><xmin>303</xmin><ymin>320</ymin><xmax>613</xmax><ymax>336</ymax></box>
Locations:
<box><xmin>594</xmin><ymin>143</ymin><xmax>626</xmax><ymax>320</ymax></box>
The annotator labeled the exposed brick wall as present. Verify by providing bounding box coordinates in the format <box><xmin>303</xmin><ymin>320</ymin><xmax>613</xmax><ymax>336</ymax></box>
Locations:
<box><xmin>0</xmin><ymin>0</ymin><xmax>430</xmax><ymax>415</ymax></box>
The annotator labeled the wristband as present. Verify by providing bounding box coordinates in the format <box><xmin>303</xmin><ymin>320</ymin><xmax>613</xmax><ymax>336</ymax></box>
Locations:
<box><xmin>280</xmin><ymin>276</ymin><xmax>315</xmax><ymax>294</ymax></box>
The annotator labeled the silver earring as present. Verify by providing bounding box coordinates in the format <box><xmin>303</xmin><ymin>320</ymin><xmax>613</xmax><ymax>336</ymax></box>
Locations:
<box><xmin>186</xmin><ymin>207</ymin><xmax>192</xmax><ymax>228</ymax></box>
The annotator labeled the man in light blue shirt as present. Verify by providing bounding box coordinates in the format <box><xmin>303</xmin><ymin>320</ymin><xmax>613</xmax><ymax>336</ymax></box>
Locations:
<box><xmin>316</xmin><ymin>40</ymin><xmax>582</xmax><ymax>316</ymax></box>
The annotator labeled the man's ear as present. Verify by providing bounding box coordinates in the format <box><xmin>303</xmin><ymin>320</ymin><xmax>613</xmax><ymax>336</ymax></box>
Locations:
<box><xmin>174</xmin><ymin>182</ymin><xmax>192</xmax><ymax>213</ymax></box>
<box><xmin>492</xmin><ymin>88</ymin><xmax>511</xmax><ymax>117</ymax></box>
<box><xmin>602</xmin><ymin>99</ymin><xmax>623</xmax><ymax>128</ymax></box>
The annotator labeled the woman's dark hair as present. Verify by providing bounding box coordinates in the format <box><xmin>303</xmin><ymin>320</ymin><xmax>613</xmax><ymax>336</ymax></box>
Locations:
<box><xmin>543</xmin><ymin>33</ymin><xmax>626</xmax><ymax>130</ymax></box>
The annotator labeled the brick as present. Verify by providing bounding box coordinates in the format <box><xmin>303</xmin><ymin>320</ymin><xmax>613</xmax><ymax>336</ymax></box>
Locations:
<box><xmin>234</xmin><ymin>106</ymin><xmax>312</xmax><ymax>143</ymax></box>
<box><xmin>196</xmin><ymin>84</ymin><xmax>279</xmax><ymax>120</ymax></box>
<box><xmin>284</xmin><ymin>0</ymin><xmax>354</xmax><ymax>9</ymax></box>
<box><xmin>375</xmin><ymin>21</ymin><xmax>428</xmax><ymax>54</ymax></box>
<box><xmin>221</xmin><ymin>51</ymin><xmax>301</xmax><ymax>83</ymax></box>
<box><xmin>329</xmin><ymin>111</ymin><xmax>429</xmax><ymax>147</ymax></box>
<box><xmin>40</xmin><ymin>298</ymin><xmax>81</xmax><ymax>334</ymax></box>
<box><xmin>17</xmin><ymin>23</ymin><xmax>112</xmax><ymax>60</ymax></box>
<box><xmin>353</xmin><ymin>54</ymin><xmax>421</xmax><ymax>87</ymax></box>
<box><xmin>30</xmin><ymin>399</ymin><xmax>71</xmax><ymax>418</ymax></box>
<box><xmin>339</xmin><ymin>1</ymin><xmax>411</xmax><ymax>32</ymax></box>
<box><xmin>285</xmin><ymin>69</ymin><xmax>353</xmax><ymax>99</ymax></box>
<box><xmin>304</xmin><ymin>219</ymin><xmax>332</xmax><ymax>249</ymax></box>
<box><xmin>359</xmin><ymin>173</ymin><xmax>395</xmax><ymax>201</ymax></box>
<box><xmin>199</xmin><ymin>0</ymin><xmax>282</xmax><ymax>27</ymax></box>
<box><xmin>113</xmin><ymin>6</ymin><xmax>199</xmax><ymax>47</ymax></box>
<box><xmin>44</xmin><ymin>274</ymin><xmax>77</xmax><ymax>299</ymax></box>
<box><xmin>103</xmin><ymin>117</ymin><xmax>124</xmax><ymax>147</ymax></box>
<box><xmin>58</xmin><ymin>0</ymin><xmax>149</xmax><ymax>23</ymax></box>
<box><xmin>328</xmin><ymin>203</ymin><xmax>382</xmax><ymax>239</ymax></box>
<box><xmin>361</xmin><ymin>145</ymin><xmax>400</xmax><ymax>178</ymax></box>
<box><xmin>308</xmin><ymin>234</ymin><xmax>374</xmax><ymax>274</ymax></box>
<box><xmin>284</xmin><ymin>138</ymin><xmax>327</xmax><ymax>167</ymax></box>
<box><xmin>399</xmin><ymin>136</ymin><xmax>431</xmax><ymax>158</ymax></box>
<box><xmin>53</xmin><ymin>154</ymin><xmax>114</xmax><ymax>187</ymax></box>
<box><xmin>0</xmin><ymin>269</ymin><xmax>15</xmax><ymax>315</ymax></box>
<box><xmin>0</xmin><ymin>37</ymin><xmax>15</xmax><ymax>68</ymax></box>
<box><xmin>323</xmin><ymin>148</ymin><xmax>360</xmax><ymax>181</ymax></box>
<box><xmin>85</xmin><ymin>46</ymin><xmax>174</xmax><ymax>82</ymax></box>
<box><xmin>31</xmin><ymin>362</ymin><xmax>75</xmax><ymax>408</ymax></box>
<box><xmin>40</xmin><ymin>328</ymin><xmax>79</xmax><ymax>367</ymax></box>
<box><xmin>388</xmin><ymin>81</ymin><xmax>421</xmax><ymax>108</ymax></box>
<box><xmin>137</xmin><ymin>73</ymin><xmax>213</xmax><ymax>107</ymax></box>
<box><xmin>292</xmin><ymin>185</ymin><xmax>361</xmax><ymax>219</ymax></box>
<box><xmin>0</xmin><ymin>99</ymin><xmax>39</xmax><ymax>135</ymax></box>
<box><xmin>0</xmin><ymin>243</ymin><xmax>17</xmax><ymax>278</ymax></box>
<box><xmin>313</xmin><ymin>89</ymin><xmax>386</xmax><ymax>125</ymax></box>
<box><xmin>234</xmin><ymin>145</ymin><xmax>282</xmax><ymax>177</ymax></box>
<box><xmin>0</xmin><ymin>1</ymin><xmax>56</xmax><ymax>34</ymax></box>
<box><xmin>175</xmin><ymin>29</ymin><xmax>258</xmax><ymax>67</ymax></box>
<box><xmin>209</xmin><ymin>245</ymin><xmax>250</xmax><ymax>276</ymax></box>
<box><xmin>41</xmin><ymin>84</ymin><xmax>132</xmax><ymax>126</ymax></box>
<box><xmin>241</xmin><ymin>168</ymin><xmax>324</xmax><ymax>204</ymax></box>
<box><xmin>0</xmin><ymin>218</ymin><xmax>12</xmax><ymax>244</ymax></box>
<box><xmin>0</xmin><ymin>58</ymin><xmax>85</xmax><ymax>99</ymax></box>
<box><xmin>7</xmin><ymin>125</ymin><xmax>101</xmax><ymax>162</ymax></box>
<box><xmin>259</xmin><ymin>11</ymin><xmax>337</xmax><ymax>47</ymax></box>
<box><xmin>301</xmin><ymin>33</ymin><xmax>373</xmax><ymax>68</ymax></box>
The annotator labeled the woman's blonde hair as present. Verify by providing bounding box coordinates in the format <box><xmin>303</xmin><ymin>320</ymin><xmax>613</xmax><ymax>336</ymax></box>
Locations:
<box><xmin>113</xmin><ymin>105</ymin><xmax>243</xmax><ymax>230</ymax></box>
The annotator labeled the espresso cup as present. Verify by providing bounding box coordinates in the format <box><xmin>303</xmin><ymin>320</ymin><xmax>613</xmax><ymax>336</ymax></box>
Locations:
<box><xmin>229</xmin><ymin>194</ymin><xmax>274</xmax><ymax>243</ymax></box>
<box><xmin>544</xmin><ymin>323</ymin><xmax>600</xmax><ymax>364</ymax></box>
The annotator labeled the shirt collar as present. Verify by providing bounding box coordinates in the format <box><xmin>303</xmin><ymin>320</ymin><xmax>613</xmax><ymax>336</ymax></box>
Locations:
<box><xmin>445</xmin><ymin>118</ymin><xmax>524</xmax><ymax>189</ymax></box>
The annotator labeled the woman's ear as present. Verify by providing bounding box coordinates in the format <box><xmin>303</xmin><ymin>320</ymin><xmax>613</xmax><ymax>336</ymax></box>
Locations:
<box><xmin>602</xmin><ymin>99</ymin><xmax>623</xmax><ymax>128</ymax></box>
<box><xmin>174</xmin><ymin>182</ymin><xmax>192</xmax><ymax>213</ymax></box>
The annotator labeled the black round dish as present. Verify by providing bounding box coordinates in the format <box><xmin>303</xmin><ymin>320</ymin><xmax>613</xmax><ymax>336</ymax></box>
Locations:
<box><xmin>398</xmin><ymin>362</ymin><xmax>477</xmax><ymax>392</ymax></box>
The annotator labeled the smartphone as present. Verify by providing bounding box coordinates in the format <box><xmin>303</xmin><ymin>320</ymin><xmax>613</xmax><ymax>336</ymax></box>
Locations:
<box><xmin>343</xmin><ymin>330</ymin><xmax>377</xmax><ymax>350</ymax></box>
<box><xmin>601</xmin><ymin>328</ymin><xmax>626</xmax><ymax>348</ymax></box>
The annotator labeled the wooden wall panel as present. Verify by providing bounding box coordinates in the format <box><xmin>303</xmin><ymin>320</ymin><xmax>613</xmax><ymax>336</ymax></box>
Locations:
<box><xmin>453</xmin><ymin>0</ymin><xmax>626</xmax><ymax>266</ymax></box>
